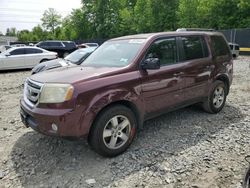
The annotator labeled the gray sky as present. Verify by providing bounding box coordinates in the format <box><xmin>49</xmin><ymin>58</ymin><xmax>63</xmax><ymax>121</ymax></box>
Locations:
<box><xmin>0</xmin><ymin>0</ymin><xmax>81</xmax><ymax>34</ymax></box>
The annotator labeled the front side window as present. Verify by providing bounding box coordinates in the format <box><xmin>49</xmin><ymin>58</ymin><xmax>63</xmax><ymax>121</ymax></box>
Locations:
<box><xmin>145</xmin><ymin>37</ymin><xmax>177</xmax><ymax>66</ymax></box>
<box><xmin>181</xmin><ymin>36</ymin><xmax>209</xmax><ymax>61</ymax></box>
<box><xmin>9</xmin><ymin>48</ymin><xmax>25</xmax><ymax>55</ymax></box>
<box><xmin>83</xmin><ymin>39</ymin><xmax>145</xmax><ymax>68</ymax></box>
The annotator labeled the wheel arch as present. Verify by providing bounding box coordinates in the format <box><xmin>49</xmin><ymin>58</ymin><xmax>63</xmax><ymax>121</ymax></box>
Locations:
<box><xmin>40</xmin><ymin>59</ymin><xmax>48</xmax><ymax>63</ymax></box>
<box><xmin>215</xmin><ymin>74</ymin><xmax>230</xmax><ymax>95</ymax></box>
<box><xmin>87</xmin><ymin>100</ymin><xmax>143</xmax><ymax>141</ymax></box>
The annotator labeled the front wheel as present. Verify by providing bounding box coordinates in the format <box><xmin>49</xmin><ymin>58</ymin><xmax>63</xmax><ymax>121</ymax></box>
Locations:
<box><xmin>202</xmin><ymin>80</ymin><xmax>227</xmax><ymax>113</ymax></box>
<box><xmin>89</xmin><ymin>105</ymin><xmax>137</xmax><ymax>157</ymax></box>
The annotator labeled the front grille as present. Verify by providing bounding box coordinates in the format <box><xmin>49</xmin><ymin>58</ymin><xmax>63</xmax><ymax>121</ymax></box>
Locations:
<box><xmin>24</xmin><ymin>79</ymin><xmax>43</xmax><ymax>107</ymax></box>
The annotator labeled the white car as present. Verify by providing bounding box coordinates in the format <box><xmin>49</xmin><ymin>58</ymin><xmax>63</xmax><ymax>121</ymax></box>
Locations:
<box><xmin>0</xmin><ymin>47</ymin><xmax>57</xmax><ymax>70</ymax></box>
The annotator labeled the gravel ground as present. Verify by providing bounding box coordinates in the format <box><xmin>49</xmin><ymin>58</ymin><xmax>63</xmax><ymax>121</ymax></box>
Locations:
<box><xmin>0</xmin><ymin>56</ymin><xmax>249</xmax><ymax>188</ymax></box>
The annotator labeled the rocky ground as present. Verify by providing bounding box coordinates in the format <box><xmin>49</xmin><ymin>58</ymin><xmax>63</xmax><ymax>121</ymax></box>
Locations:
<box><xmin>0</xmin><ymin>56</ymin><xmax>249</xmax><ymax>188</ymax></box>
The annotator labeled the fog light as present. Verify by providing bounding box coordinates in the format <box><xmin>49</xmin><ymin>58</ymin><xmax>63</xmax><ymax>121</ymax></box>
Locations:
<box><xmin>51</xmin><ymin>123</ymin><xmax>58</xmax><ymax>132</ymax></box>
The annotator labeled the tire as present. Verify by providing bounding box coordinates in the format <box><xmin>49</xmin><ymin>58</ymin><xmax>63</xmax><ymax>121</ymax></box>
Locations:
<box><xmin>63</xmin><ymin>52</ymin><xmax>69</xmax><ymax>58</ymax></box>
<box><xmin>89</xmin><ymin>105</ymin><xmax>137</xmax><ymax>157</ymax></box>
<box><xmin>243</xmin><ymin>166</ymin><xmax>250</xmax><ymax>188</ymax></box>
<box><xmin>202</xmin><ymin>80</ymin><xmax>227</xmax><ymax>113</ymax></box>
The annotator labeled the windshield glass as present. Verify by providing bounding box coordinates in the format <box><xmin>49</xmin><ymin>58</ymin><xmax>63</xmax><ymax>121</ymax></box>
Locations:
<box><xmin>65</xmin><ymin>48</ymin><xmax>95</xmax><ymax>64</ymax></box>
<box><xmin>82</xmin><ymin>39</ymin><xmax>146</xmax><ymax>68</ymax></box>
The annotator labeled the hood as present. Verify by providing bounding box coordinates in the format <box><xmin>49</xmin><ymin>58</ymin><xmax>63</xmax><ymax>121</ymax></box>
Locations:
<box><xmin>30</xmin><ymin>65</ymin><xmax>122</xmax><ymax>84</ymax></box>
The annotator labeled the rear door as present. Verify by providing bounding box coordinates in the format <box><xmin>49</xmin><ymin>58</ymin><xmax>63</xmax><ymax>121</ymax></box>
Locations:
<box><xmin>3</xmin><ymin>48</ymin><xmax>26</xmax><ymax>69</ymax></box>
<box><xmin>178</xmin><ymin>35</ymin><xmax>212</xmax><ymax>101</ymax></box>
<box><xmin>141</xmin><ymin>37</ymin><xmax>186</xmax><ymax>117</ymax></box>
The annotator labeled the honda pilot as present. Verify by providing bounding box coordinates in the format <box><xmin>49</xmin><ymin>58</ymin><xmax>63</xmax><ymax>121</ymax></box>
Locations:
<box><xmin>20</xmin><ymin>31</ymin><xmax>233</xmax><ymax>157</ymax></box>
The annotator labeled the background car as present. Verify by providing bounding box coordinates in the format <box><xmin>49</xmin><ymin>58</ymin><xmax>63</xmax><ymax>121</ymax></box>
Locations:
<box><xmin>77</xmin><ymin>43</ymin><xmax>99</xmax><ymax>48</ymax></box>
<box><xmin>36</xmin><ymin>40</ymin><xmax>77</xmax><ymax>58</ymax></box>
<box><xmin>0</xmin><ymin>46</ymin><xmax>57</xmax><ymax>70</ymax></box>
<box><xmin>31</xmin><ymin>47</ymin><xmax>97</xmax><ymax>74</ymax></box>
<box><xmin>229</xmin><ymin>42</ymin><xmax>240</xmax><ymax>58</ymax></box>
<box><xmin>11</xmin><ymin>44</ymin><xmax>26</xmax><ymax>47</ymax></box>
<box><xmin>0</xmin><ymin>45</ymin><xmax>12</xmax><ymax>53</ymax></box>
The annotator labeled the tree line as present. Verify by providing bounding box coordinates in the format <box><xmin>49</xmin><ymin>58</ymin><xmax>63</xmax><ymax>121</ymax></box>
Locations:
<box><xmin>5</xmin><ymin>0</ymin><xmax>250</xmax><ymax>42</ymax></box>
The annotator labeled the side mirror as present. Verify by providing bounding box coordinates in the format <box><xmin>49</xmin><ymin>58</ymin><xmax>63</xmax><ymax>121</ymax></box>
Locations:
<box><xmin>141</xmin><ymin>58</ymin><xmax>160</xmax><ymax>70</ymax></box>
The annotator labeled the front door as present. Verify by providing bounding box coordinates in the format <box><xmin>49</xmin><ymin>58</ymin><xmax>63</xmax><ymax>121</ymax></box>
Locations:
<box><xmin>3</xmin><ymin>48</ymin><xmax>26</xmax><ymax>69</ymax></box>
<box><xmin>140</xmin><ymin>37</ymin><xmax>186</xmax><ymax>117</ymax></box>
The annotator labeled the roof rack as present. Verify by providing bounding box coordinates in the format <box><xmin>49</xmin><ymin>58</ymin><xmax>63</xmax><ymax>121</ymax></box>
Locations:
<box><xmin>176</xmin><ymin>28</ymin><xmax>215</xmax><ymax>32</ymax></box>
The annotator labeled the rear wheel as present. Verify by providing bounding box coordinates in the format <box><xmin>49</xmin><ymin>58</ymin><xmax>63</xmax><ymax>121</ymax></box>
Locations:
<box><xmin>202</xmin><ymin>80</ymin><xmax>226</xmax><ymax>113</ymax></box>
<box><xmin>89</xmin><ymin>105</ymin><xmax>137</xmax><ymax>157</ymax></box>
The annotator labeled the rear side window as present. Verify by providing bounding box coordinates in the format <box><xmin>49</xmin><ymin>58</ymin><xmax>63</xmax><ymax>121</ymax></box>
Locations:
<box><xmin>146</xmin><ymin>37</ymin><xmax>177</xmax><ymax>66</ymax></box>
<box><xmin>25</xmin><ymin>48</ymin><xmax>43</xmax><ymax>54</ymax></box>
<box><xmin>181</xmin><ymin>36</ymin><xmax>209</xmax><ymax>61</ymax></box>
<box><xmin>211</xmin><ymin>36</ymin><xmax>230</xmax><ymax>57</ymax></box>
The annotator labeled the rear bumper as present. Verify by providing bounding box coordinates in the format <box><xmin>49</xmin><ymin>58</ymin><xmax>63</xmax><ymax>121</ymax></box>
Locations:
<box><xmin>20</xmin><ymin>97</ymin><xmax>88</xmax><ymax>138</ymax></box>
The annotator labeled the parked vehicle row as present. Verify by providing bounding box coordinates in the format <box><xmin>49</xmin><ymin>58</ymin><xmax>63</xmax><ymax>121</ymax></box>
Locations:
<box><xmin>20</xmin><ymin>31</ymin><xmax>233</xmax><ymax>157</ymax></box>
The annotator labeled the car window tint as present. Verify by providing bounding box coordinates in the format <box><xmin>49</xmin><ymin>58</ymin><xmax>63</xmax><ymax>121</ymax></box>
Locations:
<box><xmin>63</xmin><ymin>42</ymin><xmax>76</xmax><ymax>48</ymax></box>
<box><xmin>146</xmin><ymin>38</ymin><xmax>177</xmax><ymax>66</ymax></box>
<box><xmin>25</xmin><ymin>48</ymin><xmax>43</xmax><ymax>54</ymax></box>
<box><xmin>9</xmin><ymin>48</ymin><xmax>25</xmax><ymax>55</ymax></box>
<box><xmin>51</xmin><ymin>42</ymin><xmax>63</xmax><ymax>47</ymax></box>
<box><xmin>211</xmin><ymin>36</ymin><xmax>230</xmax><ymax>57</ymax></box>
<box><xmin>181</xmin><ymin>36</ymin><xmax>208</xmax><ymax>61</ymax></box>
<box><xmin>38</xmin><ymin>42</ymin><xmax>47</xmax><ymax>47</ymax></box>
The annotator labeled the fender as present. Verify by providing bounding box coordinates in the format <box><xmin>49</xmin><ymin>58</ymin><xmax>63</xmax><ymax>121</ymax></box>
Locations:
<box><xmin>77</xmin><ymin>88</ymin><xmax>144</xmax><ymax>136</ymax></box>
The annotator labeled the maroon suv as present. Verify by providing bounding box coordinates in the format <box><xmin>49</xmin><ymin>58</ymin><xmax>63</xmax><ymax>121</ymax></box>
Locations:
<box><xmin>20</xmin><ymin>31</ymin><xmax>233</xmax><ymax>157</ymax></box>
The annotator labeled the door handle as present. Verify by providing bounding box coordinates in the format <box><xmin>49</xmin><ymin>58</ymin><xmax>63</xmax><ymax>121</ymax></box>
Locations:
<box><xmin>173</xmin><ymin>72</ymin><xmax>184</xmax><ymax>77</ymax></box>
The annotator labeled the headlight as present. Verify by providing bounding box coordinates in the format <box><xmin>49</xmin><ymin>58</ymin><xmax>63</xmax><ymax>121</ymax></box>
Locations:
<box><xmin>39</xmin><ymin>84</ymin><xmax>74</xmax><ymax>103</ymax></box>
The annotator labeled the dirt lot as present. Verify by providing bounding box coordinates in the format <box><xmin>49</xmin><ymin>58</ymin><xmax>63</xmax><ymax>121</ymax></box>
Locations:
<box><xmin>0</xmin><ymin>56</ymin><xmax>249</xmax><ymax>188</ymax></box>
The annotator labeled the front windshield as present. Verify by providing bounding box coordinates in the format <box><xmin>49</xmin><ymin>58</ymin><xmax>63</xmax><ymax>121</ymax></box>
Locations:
<box><xmin>65</xmin><ymin>48</ymin><xmax>95</xmax><ymax>64</ymax></box>
<box><xmin>83</xmin><ymin>39</ymin><xmax>146</xmax><ymax>68</ymax></box>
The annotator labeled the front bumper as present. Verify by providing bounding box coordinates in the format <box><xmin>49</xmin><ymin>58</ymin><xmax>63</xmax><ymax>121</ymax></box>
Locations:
<box><xmin>20</xmin><ymin>97</ymin><xmax>86</xmax><ymax>138</ymax></box>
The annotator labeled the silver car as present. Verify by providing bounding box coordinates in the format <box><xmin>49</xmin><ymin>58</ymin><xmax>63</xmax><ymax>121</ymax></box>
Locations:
<box><xmin>0</xmin><ymin>46</ymin><xmax>57</xmax><ymax>70</ymax></box>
